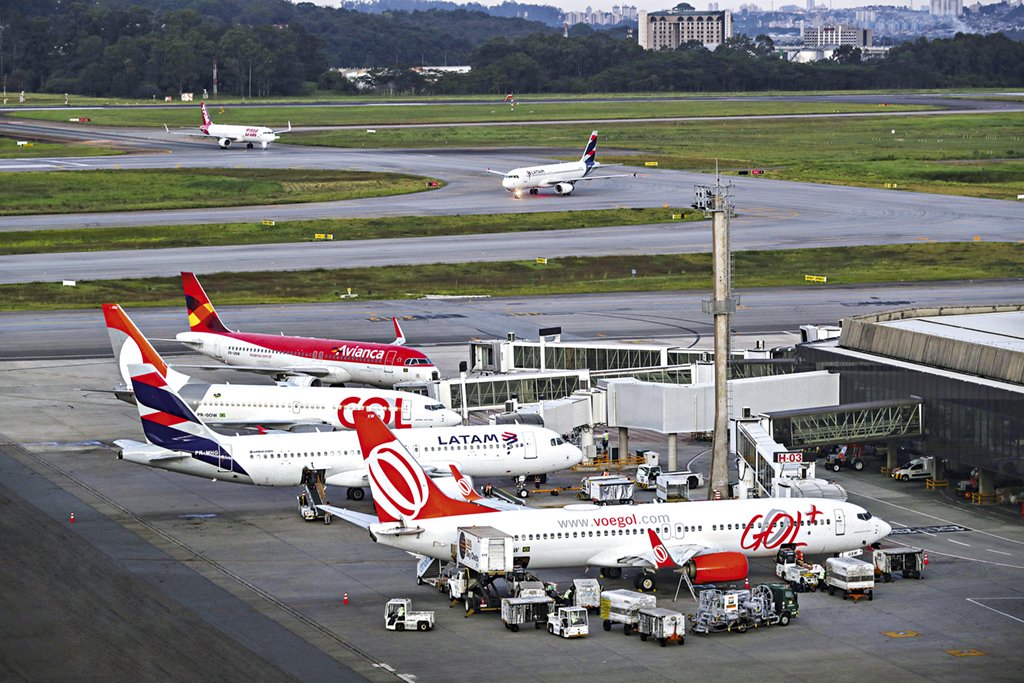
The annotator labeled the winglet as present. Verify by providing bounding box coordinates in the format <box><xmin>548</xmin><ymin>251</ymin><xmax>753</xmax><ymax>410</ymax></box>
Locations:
<box><xmin>392</xmin><ymin>317</ymin><xmax>406</xmax><ymax>346</ymax></box>
<box><xmin>648</xmin><ymin>528</ymin><xmax>677</xmax><ymax>570</ymax></box>
<box><xmin>353</xmin><ymin>409</ymin><xmax>486</xmax><ymax>523</ymax></box>
<box><xmin>163</xmin><ymin>124</ymin><xmax>170</xmax><ymax>133</ymax></box>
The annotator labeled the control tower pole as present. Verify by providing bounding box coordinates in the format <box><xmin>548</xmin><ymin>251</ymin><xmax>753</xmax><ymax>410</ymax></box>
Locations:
<box><xmin>695</xmin><ymin>181</ymin><xmax>736</xmax><ymax>499</ymax></box>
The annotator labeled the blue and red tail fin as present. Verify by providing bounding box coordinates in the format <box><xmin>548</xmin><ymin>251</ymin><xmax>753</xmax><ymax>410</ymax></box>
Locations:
<box><xmin>104</xmin><ymin>303</ymin><xmax>190</xmax><ymax>390</ymax></box>
<box><xmin>182</xmin><ymin>272</ymin><xmax>231</xmax><ymax>333</ymax></box>
<box><xmin>580</xmin><ymin>130</ymin><xmax>598</xmax><ymax>168</ymax></box>
<box><xmin>648</xmin><ymin>528</ymin><xmax>677</xmax><ymax>570</ymax></box>
<box><xmin>353</xmin><ymin>410</ymin><xmax>488</xmax><ymax>523</ymax></box>
<box><xmin>200</xmin><ymin>102</ymin><xmax>213</xmax><ymax>129</ymax></box>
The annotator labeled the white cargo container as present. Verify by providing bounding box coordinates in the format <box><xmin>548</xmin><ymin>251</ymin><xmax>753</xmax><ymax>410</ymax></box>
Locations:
<box><xmin>600</xmin><ymin>589</ymin><xmax>657</xmax><ymax>635</ymax></box>
<box><xmin>825</xmin><ymin>556</ymin><xmax>875</xmax><ymax>601</ymax></box>
<box><xmin>454</xmin><ymin>526</ymin><xmax>514</xmax><ymax>574</ymax></box>
<box><xmin>571</xmin><ymin>578</ymin><xmax>602</xmax><ymax>610</ymax></box>
<box><xmin>636</xmin><ymin>607</ymin><xmax>686</xmax><ymax>646</ymax></box>
<box><xmin>501</xmin><ymin>596</ymin><xmax>554</xmax><ymax>632</ymax></box>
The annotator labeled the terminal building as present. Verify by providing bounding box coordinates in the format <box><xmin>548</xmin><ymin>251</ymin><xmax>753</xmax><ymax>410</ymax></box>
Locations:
<box><xmin>637</xmin><ymin>6</ymin><xmax>733</xmax><ymax>50</ymax></box>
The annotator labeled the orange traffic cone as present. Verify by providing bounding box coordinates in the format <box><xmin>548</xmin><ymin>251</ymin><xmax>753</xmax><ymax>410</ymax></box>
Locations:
<box><xmin>923</xmin><ymin>552</ymin><xmax>929</xmax><ymax>567</ymax></box>
<box><xmin>744</xmin><ymin>577</ymin><xmax>750</xmax><ymax>589</ymax></box>
<box><xmin>343</xmin><ymin>592</ymin><xmax>349</xmax><ymax>605</ymax></box>
<box><xmin>69</xmin><ymin>512</ymin><xmax>75</xmax><ymax>524</ymax></box>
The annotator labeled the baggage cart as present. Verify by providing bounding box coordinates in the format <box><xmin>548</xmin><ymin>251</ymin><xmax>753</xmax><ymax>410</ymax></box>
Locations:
<box><xmin>600</xmin><ymin>589</ymin><xmax>656</xmax><ymax>635</ymax></box>
<box><xmin>825</xmin><ymin>556</ymin><xmax>875</xmax><ymax>601</ymax></box>
<box><xmin>873</xmin><ymin>547</ymin><xmax>924</xmax><ymax>581</ymax></box>
<box><xmin>501</xmin><ymin>596</ymin><xmax>554</xmax><ymax>632</ymax></box>
<box><xmin>578</xmin><ymin>475</ymin><xmax>635</xmax><ymax>505</ymax></box>
<box><xmin>637</xmin><ymin>607</ymin><xmax>686</xmax><ymax>646</ymax></box>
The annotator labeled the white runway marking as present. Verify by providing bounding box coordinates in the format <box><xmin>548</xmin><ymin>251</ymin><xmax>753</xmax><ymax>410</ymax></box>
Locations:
<box><xmin>966</xmin><ymin>597</ymin><xmax>1024</xmax><ymax>625</ymax></box>
<box><xmin>948</xmin><ymin>539</ymin><xmax>971</xmax><ymax>547</ymax></box>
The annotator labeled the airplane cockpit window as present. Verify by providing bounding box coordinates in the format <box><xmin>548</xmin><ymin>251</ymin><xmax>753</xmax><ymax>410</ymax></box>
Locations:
<box><xmin>856</xmin><ymin>512</ymin><xmax>873</xmax><ymax>521</ymax></box>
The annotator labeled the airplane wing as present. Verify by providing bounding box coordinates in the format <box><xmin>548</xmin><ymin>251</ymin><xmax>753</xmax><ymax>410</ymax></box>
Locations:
<box><xmin>588</xmin><ymin>542</ymin><xmax>713</xmax><ymax>568</ymax></box>
<box><xmin>163</xmin><ymin>124</ymin><xmax>210</xmax><ymax>138</ymax></box>
<box><xmin>572</xmin><ymin>172</ymin><xmax>638</xmax><ymax>183</ymax></box>
<box><xmin>485</xmin><ymin>169</ymin><xmax>507</xmax><ymax>176</ymax></box>
<box><xmin>171</xmin><ymin>363</ymin><xmax>337</xmax><ymax>380</ymax></box>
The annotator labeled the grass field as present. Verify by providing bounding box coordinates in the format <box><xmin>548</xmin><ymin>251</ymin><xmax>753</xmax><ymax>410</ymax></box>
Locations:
<box><xmin>0</xmin><ymin>208</ymin><xmax>697</xmax><ymax>255</ymax></box>
<box><xmin>0</xmin><ymin>168</ymin><xmax>439</xmax><ymax>215</ymax></box>
<box><xmin>0</xmin><ymin>137</ymin><xmax>124</xmax><ymax>159</ymax></box>
<box><xmin>2</xmin><ymin>242</ymin><xmax>1019</xmax><ymax>311</ymax></box>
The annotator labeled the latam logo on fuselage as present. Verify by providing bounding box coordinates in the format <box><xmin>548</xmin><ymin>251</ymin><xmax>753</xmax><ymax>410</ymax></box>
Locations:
<box><xmin>435</xmin><ymin>433</ymin><xmax>519</xmax><ymax>446</ymax></box>
<box><xmin>329</xmin><ymin>345</ymin><xmax>387</xmax><ymax>361</ymax></box>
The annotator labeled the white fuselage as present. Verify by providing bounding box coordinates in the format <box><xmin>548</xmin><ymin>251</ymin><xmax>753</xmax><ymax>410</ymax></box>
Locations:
<box><xmin>368</xmin><ymin>498</ymin><xmax>892</xmax><ymax>569</ymax></box>
<box><xmin>176</xmin><ymin>331</ymin><xmax>438</xmax><ymax>387</ymax></box>
<box><xmin>205</xmin><ymin>122</ymin><xmax>278</xmax><ymax>146</ymax></box>
<box><xmin>121</xmin><ymin>424</ymin><xmax>583</xmax><ymax>487</ymax></box>
<box><xmin>502</xmin><ymin>160</ymin><xmax>590</xmax><ymax>191</ymax></box>
<box><xmin>179</xmin><ymin>383</ymin><xmax>461</xmax><ymax>430</ymax></box>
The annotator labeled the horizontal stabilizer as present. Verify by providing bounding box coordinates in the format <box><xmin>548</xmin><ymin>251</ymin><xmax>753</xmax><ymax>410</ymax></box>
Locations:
<box><xmin>317</xmin><ymin>504</ymin><xmax>378</xmax><ymax>529</ymax></box>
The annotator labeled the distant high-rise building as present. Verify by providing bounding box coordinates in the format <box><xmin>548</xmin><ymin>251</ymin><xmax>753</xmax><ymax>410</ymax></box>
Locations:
<box><xmin>637</xmin><ymin>8</ymin><xmax>733</xmax><ymax>50</ymax></box>
<box><xmin>929</xmin><ymin>0</ymin><xmax>962</xmax><ymax>16</ymax></box>
<box><xmin>802</xmin><ymin>24</ymin><xmax>873</xmax><ymax>47</ymax></box>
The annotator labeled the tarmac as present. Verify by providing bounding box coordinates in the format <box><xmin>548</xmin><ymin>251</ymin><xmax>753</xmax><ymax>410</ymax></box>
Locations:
<box><xmin>2</xmin><ymin>351</ymin><xmax>1023</xmax><ymax>682</ymax></box>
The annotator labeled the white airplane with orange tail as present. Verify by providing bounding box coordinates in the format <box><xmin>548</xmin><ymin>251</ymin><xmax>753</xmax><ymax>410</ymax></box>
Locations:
<box><xmin>164</xmin><ymin>102</ymin><xmax>291</xmax><ymax>149</ymax></box>
<box><xmin>323</xmin><ymin>411</ymin><xmax>893</xmax><ymax>591</ymax></box>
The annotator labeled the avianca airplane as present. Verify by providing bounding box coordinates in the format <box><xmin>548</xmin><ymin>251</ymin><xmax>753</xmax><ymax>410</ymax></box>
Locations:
<box><xmin>487</xmin><ymin>131</ymin><xmax>636</xmax><ymax>198</ymax></box>
<box><xmin>104</xmin><ymin>303</ymin><xmax>460</xmax><ymax>431</ymax></box>
<box><xmin>175</xmin><ymin>272</ymin><xmax>439</xmax><ymax>388</ymax></box>
<box><xmin>324</xmin><ymin>411</ymin><xmax>893</xmax><ymax>591</ymax></box>
<box><xmin>164</xmin><ymin>102</ymin><xmax>291</xmax><ymax>149</ymax></box>
<box><xmin>120</xmin><ymin>363</ymin><xmax>583</xmax><ymax>502</ymax></box>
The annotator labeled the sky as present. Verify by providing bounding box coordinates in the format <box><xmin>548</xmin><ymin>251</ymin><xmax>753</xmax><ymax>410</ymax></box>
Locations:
<box><xmin>302</xmin><ymin>0</ymin><xmax>1005</xmax><ymax>15</ymax></box>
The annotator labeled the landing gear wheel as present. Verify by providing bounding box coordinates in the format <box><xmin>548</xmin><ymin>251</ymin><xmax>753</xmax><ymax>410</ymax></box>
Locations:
<box><xmin>634</xmin><ymin>574</ymin><xmax>656</xmax><ymax>592</ymax></box>
<box><xmin>603</xmin><ymin>567</ymin><xmax>622</xmax><ymax>580</ymax></box>
<box><xmin>246</xmin><ymin>142</ymin><xmax>254</xmax><ymax>149</ymax></box>
<box><xmin>518</xmin><ymin>488</ymin><xmax>530</xmax><ymax>499</ymax></box>
<box><xmin>350</xmin><ymin>487</ymin><xmax>365</xmax><ymax>501</ymax></box>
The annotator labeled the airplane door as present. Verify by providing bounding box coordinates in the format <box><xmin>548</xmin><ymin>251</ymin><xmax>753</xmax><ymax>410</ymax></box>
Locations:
<box><xmin>384</xmin><ymin>351</ymin><xmax>397</xmax><ymax>378</ymax></box>
<box><xmin>401</xmin><ymin>399</ymin><xmax>411</xmax><ymax>425</ymax></box>
<box><xmin>291</xmin><ymin>400</ymin><xmax>301</xmax><ymax>415</ymax></box>
<box><xmin>523</xmin><ymin>431</ymin><xmax>537</xmax><ymax>460</ymax></box>
<box><xmin>834</xmin><ymin>509</ymin><xmax>846</xmax><ymax>536</ymax></box>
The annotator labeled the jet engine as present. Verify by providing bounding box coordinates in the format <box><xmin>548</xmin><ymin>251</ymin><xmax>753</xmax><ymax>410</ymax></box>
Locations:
<box><xmin>275</xmin><ymin>375</ymin><xmax>323</xmax><ymax>388</ymax></box>
<box><xmin>218</xmin><ymin>138</ymin><xmax>232</xmax><ymax>149</ymax></box>
<box><xmin>554</xmin><ymin>183</ymin><xmax>575</xmax><ymax>195</ymax></box>
<box><xmin>684</xmin><ymin>552</ymin><xmax>749</xmax><ymax>584</ymax></box>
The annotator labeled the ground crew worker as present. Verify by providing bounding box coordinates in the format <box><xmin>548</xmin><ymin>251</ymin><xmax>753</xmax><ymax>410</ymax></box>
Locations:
<box><xmin>483</xmin><ymin>482</ymin><xmax>494</xmax><ymax>497</ymax></box>
<box><xmin>601</xmin><ymin>431</ymin><xmax>609</xmax><ymax>454</ymax></box>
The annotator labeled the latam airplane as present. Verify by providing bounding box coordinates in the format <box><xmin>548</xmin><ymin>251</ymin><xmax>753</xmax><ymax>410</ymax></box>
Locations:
<box><xmin>325</xmin><ymin>411</ymin><xmax>893</xmax><ymax>592</ymax></box>
<box><xmin>104</xmin><ymin>303</ymin><xmax>460</xmax><ymax>431</ymax></box>
<box><xmin>487</xmin><ymin>130</ymin><xmax>636</xmax><ymax>198</ymax></box>
<box><xmin>164</xmin><ymin>102</ymin><xmax>291</xmax><ymax>149</ymax></box>
<box><xmin>120</xmin><ymin>363</ymin><xmax>583</xmax><ymax>502</ymax></box>
<box><xmin>175</xmin><ymin>272</ymin><xmax>439</xmax><ymax>388</ymax></box>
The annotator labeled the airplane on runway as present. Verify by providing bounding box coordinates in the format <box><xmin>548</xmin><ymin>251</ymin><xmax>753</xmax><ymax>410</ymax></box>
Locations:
<box><xmin>119</xmin><ymin>363</ymin><xmax>583</xmax><ymax>503</ymax></box>
<box><xmin>164</xmin><ymin>102</ymin><xmax>291</xmax><ymax>149</ymax></box>
<box><xmin>104</xmin><ymin>303</ymin><xmax>460</xmax><ymax>431</ymax></box>
<box><xmin>322</xmin><ymin>410</ymin><xmax>893</xmax><ymax>593</ymax></box>
<box><xmin>487</xmin><ymin>130</ymin><xmax>636</xmax><ymax>198</ymax></box>
<box><xmin>175</xmin><ymin>272</ymin><xmax>439</xmax><ymax>389</ymax></box>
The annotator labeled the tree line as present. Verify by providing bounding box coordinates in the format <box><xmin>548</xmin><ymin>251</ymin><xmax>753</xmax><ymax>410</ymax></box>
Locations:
<box><xmin>0</xmin><ymin>0</ymin><xmax>1021</xmax><ymax>98</ymax></box>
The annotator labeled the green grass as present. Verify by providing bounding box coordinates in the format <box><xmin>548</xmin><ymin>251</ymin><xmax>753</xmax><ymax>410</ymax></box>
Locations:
<box><xmin>0</xmin><ymin>208</ymin><xmax>697</xmax><ymax>255</ymax></box>
<box><xmin>0</xmin><ymin>137</ymin><xmax>124</xmax><ymax>159</ymax></box>
<box><xmin>0</xmin><ymin>168</ymin><xmax>439</xmax><ymax>215</ymax></box>
<box><xmin>3</xmin><ymin>242</ymin><xmax>1019</xmax><ymax>311</ymax></box>
<box><xmin>12</xmin><ymin>100</ymin><xmax>930</xmax><ymax>128</ymax></box>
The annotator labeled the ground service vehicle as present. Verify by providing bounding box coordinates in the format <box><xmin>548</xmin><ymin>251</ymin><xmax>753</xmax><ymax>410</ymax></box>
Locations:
<box><xmin>501</xmin><ymin>596</ymin><xmax>554</xmax><ymax>632</ymax></box>
<box><xmin>655</xmin><ymin>473</ymin><xmax>694</xmax><ymax>502</ymax></box>
<box><xmin>548</xmin><ymin>606</ymin><xmax>589</xmax><ymax>638</ymax></box>
<box><xmin>384</xmin><ymin>599</ymin><xmax>435</xmax><ymax>632</ymax></box>
<box><xmin>873</xmin><ymin>547</ymin><xmax>925</xmax><ymax>581</ymax></box>
<box><xmin>825</xmin><ymin>556</ymin><xmax>875</xmax><ymax>601</ymax></box>
<box><xmin>577</xmin><ymin>475</ymin><xmax>635</xmax><ymax>505</ymax></box>
<box><xmin>891</xmin><ymin>456</ymin><xmax>936</xmax><ymax>481</ymax></box>
<box><xmin>774</xmin><ymin>548</ymin><xmax>824</xmax><ymax>592</ymax></box>
<box><xmin>691</xmin><ymin>584</ymin><xmax>791</xmax><ymax>634</ymax></box>
<box><xmin>635</xmin><ymin>464</ymin><xmax>662</xmax><ymax>490</ymax></box>
<box><xmin>763</xmin><ymin>583</ymin><xmax>799</xmax><ymax>624</ymax></box>
<box><xmin>600</xmin><ymin>589</ymin><xmax>656</xmax><ymax>635</ymax></box>
<box><xmin>636</xmin><ymin>608</ymin><xmax>686</xmax><ymax>646</ymax></box>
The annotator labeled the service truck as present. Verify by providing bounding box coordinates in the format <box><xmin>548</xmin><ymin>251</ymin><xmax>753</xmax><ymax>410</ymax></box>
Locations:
<box><xmin>384</xmin><ymin>599</ymin><xmax>435</xmax><ymax>632</ymax></box>
<box><xmin>636</xmin><ymin>607</ymin><xmax>686</xmax><ymax>646</ymax></box>
<box><xmin>547</xmin><ymin>606</ymin><xmax>589</xmax><ymax>638</ymax></box>
<box><xmin>891</xmin><ymin>456</ymin><xmax>936</xmax><ymax>481</ymax></box>
<box><xmin>825</xmin><ymin>556</ymin><xmax>875</xmax><ymax>601</ymax></box>
<box><xmin>873</xmin><ymin>547</ymin><xmax>925</xmax><ymax>581</ymax></box>
<box><xmin>774</xmin><ymin>547</ymin><xmax>825</xmax><ymax>592</ymax></box>
<box><xmin>600</xmin><ymin>589</ymin><xmax>656</xmax><ymax>635</ymax></box>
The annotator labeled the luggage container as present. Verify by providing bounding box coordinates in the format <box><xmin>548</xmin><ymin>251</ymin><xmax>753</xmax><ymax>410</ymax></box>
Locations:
<box><xmin>825</xmin><ymin>556</ymin><xmax>875</xmax><ymax>601</ymax></box>
<box><xmin>577</xmin><ymin>475</ymin><xmax>635</xmax><ymax>505</ymax></box>
<box><xmin>636</xmin><ymin>607</ymin><xmax>686</xmax><ymax>646</ymax></box>
<box><xmin>501</xmin><ymin>596</ymin><xmax>554</xmax><ymax>632</ymax></box>
<box><xmin>570</xmin><ymin>578</ymin><xmax>602</xmax><ymax>610</ymax></box>
<box><xmin>873</xmin><ymin>547</ymin><xmax>925</xmax><ymax>581</ymax></box>
<box><xmin>453</xmin><ymin>526</ymin><xmax>514</xmax><ymax>574</ymax></box>
<box><xmin>600</xmin><ymin>589</ymin><xmax>657</xmax><ymax>635</ymax></box>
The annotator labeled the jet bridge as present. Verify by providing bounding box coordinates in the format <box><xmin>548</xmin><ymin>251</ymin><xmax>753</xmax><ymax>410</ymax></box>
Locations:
<box><xmin>767</xmin><ymin>398</ymin><xmax>924</xmax><ymax>449</ymax></box>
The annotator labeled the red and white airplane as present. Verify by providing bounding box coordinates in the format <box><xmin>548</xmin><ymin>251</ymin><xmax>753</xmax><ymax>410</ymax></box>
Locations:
<box><xmin>486</xmin><ymin>130</ymin><xmax>636</xmax><ymax>198</ymax></box>
<box><xmin>164</xmin><ymin>102</ymin><xmax>291</xmax><ymax>149</ymax></box>
<box><xmin>324</xmin><ymin>411</ymin><xmax>893</xmax><ymax>591</ymax></box>
<box><xmin>105</xmin><ymin>303</ymin><xmax>460</xmax><ymax>431</ymax></box>
<box><xmin>175</xmin><ymin>272</ymin><xmax>439</xmax><ymax>389</ymax></box>
<box><xmin>119</xmin><ymin>363</ymin><xmax>583</xmax><ymax>502</ymax></box>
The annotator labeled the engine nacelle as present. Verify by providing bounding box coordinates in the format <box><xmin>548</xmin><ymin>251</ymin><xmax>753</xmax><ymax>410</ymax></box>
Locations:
<box><xmin>275</xmin><ymin>375</ymin><xmax>322</xmax><ymax>388</ymax></box>
<box><xmin>554</xmin><ymin>182</ymin><xmax>575</xmax><ymax>195</ymax></box>
<box><xmin>218</xmin><ymin>137</ymin><xmax>232</xmax><ymax>149</ymax></box>
<box><xmin>685</xmin><ymin>551</ymin><xmax>749</xmax><ymax>584</ymax></box>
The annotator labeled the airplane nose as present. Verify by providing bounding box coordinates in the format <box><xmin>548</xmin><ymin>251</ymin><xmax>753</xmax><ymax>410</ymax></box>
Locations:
<box><xmin>878</xmin><ymin>518</ymin><xmax>893</xmax><ymax>540</ymax></box>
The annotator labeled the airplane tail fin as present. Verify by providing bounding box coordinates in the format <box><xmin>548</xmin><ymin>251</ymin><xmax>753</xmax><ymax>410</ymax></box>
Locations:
<box><xmin>103</xmin><ymin>304</ymin><xmax>190</xmax><ymax>390</ymax></box>
<box><xmin>182</xmin><ymin>272</ymin><xmax>232</xmax><ymax>333</ymax></box>
<box><xmin>648</xmin><ymin>528</ymin><xmax>676</xmax><ymax>570</ymax></box>
<box><xmin>448</xmin><ymin>464</ymin><xmax>484</xmax><ymax>502</ymax></box>
<box><xmin>200</xmin><ymin>102</ymin><xmax>213</xmax><ymax>128</ymax></box>
<box><xmin>128</xmin><ymin>363</ymin><xmax>226</xmax><ymax>456</ymax></box>
<box><xmin>580</xmin><ymin>130</ymin><xmax>598</xmax><ymax>168</ymax></box>
<box><xmin>392</xmin><ymin>317</ymin><xmax>406</xmax><ymax>346</ymax></box>
<box><xmin>353</xmin><ymin>409</ymin><xmax>487</xmax><ymax>523</ymax></box>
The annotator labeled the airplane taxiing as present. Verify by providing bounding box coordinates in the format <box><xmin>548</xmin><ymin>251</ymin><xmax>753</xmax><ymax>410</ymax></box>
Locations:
<box><xmin>324</xmin><ymin>411</ymin><xmax>893</xmax><ymax>591</ymax></box>
<box><xmin>487</xmin><ymin>130</ymin><xmax>636</xmax><ymax>198</ymax></box>
<box><xmin>120</xmin><ymin>363</ymin><xmax>583</xmax><ymax>502</ymax></box>
<box><xmin>164</xmin><ymin>102</ymin><xmax>291</xmax><ymax>149</ymax></box>
<box><xmin>175</xmin><ymin>272</ymin><xmax>439</xmax><ymax>389</ymax></box>
<box><xmin>104</xmin><ymin>303</ymin><xmax>461</xmax><ymax>431</ymax></box>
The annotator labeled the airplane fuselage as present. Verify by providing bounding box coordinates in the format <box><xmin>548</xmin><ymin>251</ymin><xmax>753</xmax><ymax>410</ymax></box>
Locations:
<box><xmin>502</xmin><ymin>160</ymin><xmax>591</xmax><ymax>192</ymax></box>
<box><xmin>120</xmin><ymin>424</ymin><xmax>582</xmax><ymax>487</ymax></box>
<box><xmin>368</xmin><ymin>498</ymin><xmax>892</xmax><ymax>569</ymax></box>
<box><xmin>203</xmin><ymin>122</ymin><xmax>278</xmax><ymax>147</ymax></box>
<box><xmin>176</xmin><ymin>331</ymin><xmax>438</xmax><ymax>387</ymax></box>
